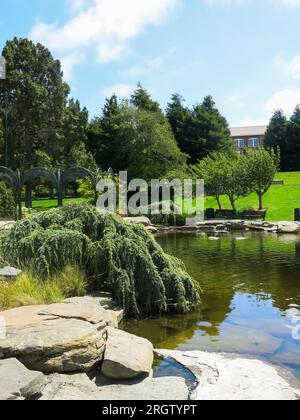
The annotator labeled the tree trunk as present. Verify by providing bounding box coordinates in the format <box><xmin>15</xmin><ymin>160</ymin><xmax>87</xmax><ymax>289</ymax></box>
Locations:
<box><xmin>25</xmin><ymin>183</ymin><xmax>33</xmax><ymax>209</ymax></box>
<box><xmin>258</xmin><ymin>193</ymin><xmax>263</xmax><ymax>211</ymax></box>
<box><xmin>216</xmin><ymin>196</ymin><xmax>222</xmax><ymax>211</ymax></box>
<box><xmin>229</xmin><ymin>196</ymin><xmax>237</xmax><ymax>214</ymax></box>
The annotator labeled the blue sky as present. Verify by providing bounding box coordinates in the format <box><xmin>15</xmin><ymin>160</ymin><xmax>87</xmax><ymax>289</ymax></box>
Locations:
<box><xmin>1</xmin><ymin>0</ymin><xmax>300</xmax><ymax>125</ymax></box>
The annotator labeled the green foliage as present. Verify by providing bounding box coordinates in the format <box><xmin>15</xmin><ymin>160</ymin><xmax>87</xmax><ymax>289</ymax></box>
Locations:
<box><xmin>0</xmin><ymin>266</ymin><xmax>87</xmax><ymax>310</ymax></box>
<box><xmin>193</xmin><ymin>149</ymin><xmax>279</xmax><ymax>212</ymax></box>
<box><xmin>0</xmin><ymin>38</ymin><xmax>94</xmax><ymax>172</ymax></box>
<box><xmin>86</xmin><ymin>88</ymin><xmax>186</xmax><ymax>181</ymax></box>
<box><xmin>244</xmin><ymin>148</ymin><xmax>280</xmax><ymax>210</ymax></box>
<box><xmin>167</xmin><ymin>95</ymin><xmax>234</xmax><ymax>164</ymax></box>
<box><xmin>0</xmin><ymin>181</ymin><xmax>16</xmax><ymax>218</ymax></box>
<box><xmin>3</xmin><ymin>203</ymin><xmax>200</xmax><ymax>317</ymax></box>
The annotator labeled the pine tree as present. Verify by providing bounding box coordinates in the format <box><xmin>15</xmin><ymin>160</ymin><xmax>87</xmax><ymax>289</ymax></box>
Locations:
<box><xmin>285</xmin><ymin>105</ymin><xmax>300</xmax><ymax>170</ymax></box>
<box><xmin>166</xmin><ymin>94</ymin><xmax>193</xmax><ymax>158</ymax></box>
<box><xmin>130</xmin><ymin>83</ymin><xmax>161</xmax><ymax>113</ymax></box>
<box><xmin>264</xmin><ymin>110</ymin><xmax>287</xmax><ymax>170</ymax></box>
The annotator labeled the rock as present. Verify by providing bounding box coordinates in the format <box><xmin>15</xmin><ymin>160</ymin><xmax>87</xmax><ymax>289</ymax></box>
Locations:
<box><xmin>0</xmin><ymin>302</ymin><xmax>108</xmax><ymax>373</ymax></box>
<box><xmin>63</xmin><ymin>295</ymin><xmax>124</xmax><ymax>329</ymax></box>
<box><xmin>0</xmin><ymin>267</ymin><xmax>22</xmax><ymax>278</ymax></box>
<box><xmin>102</xmin><ymin>327</ymin><xmax>154</xmax><ymax>380</ymax></box>
<box><xmin>124</xmin><ymin>217</ymin><xmax>152</xmax><ymax>227</ymax></box>
<box><xmin>226</xmin><ymin>221</ymin><xmax>246</xmax><ymax>230</ymax></box>
<box><xmin>0</xmin><ymin>358</ymin><xmax>46</xmax><ymax>400</ymax></box>
<box><xmin>40</xmin><ymin>372</ymin><xmax>189</xmax><ymax>401</ymax></box>
<box><xmin>277</xmin><ymin>222</ymin><xmax>300</xmax><ymax>234</ymax></box>
<box><xmin>155</xmin><ymin>349</ymin><xmax>300</xmax><ymax>401</ymax></box>
<box><xmin>146</xmin><ymin>226</ymin><xmax>158</xmax><ymax>234</ymax></box>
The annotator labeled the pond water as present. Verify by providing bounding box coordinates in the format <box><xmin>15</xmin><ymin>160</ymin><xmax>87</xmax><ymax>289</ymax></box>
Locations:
<box><xmin>123</xmin><ymin>231</ymin><xmax>300</xmax><ymax>381</ymax></box>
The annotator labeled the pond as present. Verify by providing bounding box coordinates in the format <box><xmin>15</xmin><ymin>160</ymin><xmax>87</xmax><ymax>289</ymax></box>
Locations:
<box><xmin>123</xmin><ymin>231</ymin><xmax>300</xmax><ymax>381</ymax></box>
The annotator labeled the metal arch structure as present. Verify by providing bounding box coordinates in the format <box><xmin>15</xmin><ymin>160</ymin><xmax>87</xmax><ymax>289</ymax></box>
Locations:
<box><xmin>20</xmin><ymin>167</ymin><xmax>58</xmax><ymax>189</ymax></box>
<box><xmin>58</xmin><ymin>167</ymin><xmax>99</xmax><ymax>206</ymax></box>
<box><xmin>0</xmin><ymin>166</ymin><xmax>108</xmax><ymax>220</ymax></box>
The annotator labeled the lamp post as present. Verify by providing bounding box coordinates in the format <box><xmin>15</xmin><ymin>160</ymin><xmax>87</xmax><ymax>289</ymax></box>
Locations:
<box><xmin>0</xmin><ymin>56</ymin><xmax>8</xmax><ymax>167</ymax></box>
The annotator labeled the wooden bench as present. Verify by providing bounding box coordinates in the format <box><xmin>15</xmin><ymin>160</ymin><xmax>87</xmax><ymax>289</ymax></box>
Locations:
<box><xmin>215</xmin><ymin>209</ymin><xmax>237</xmax><ymax>219</ymax></box>
<box><xmin>241</xmin><ymin>210</ymin><xmax>267</xmax><ymax>221</ymax></box>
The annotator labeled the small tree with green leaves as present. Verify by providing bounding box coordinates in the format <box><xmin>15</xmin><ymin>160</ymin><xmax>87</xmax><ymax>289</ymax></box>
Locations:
<box><xmin>191</xmin><ymin>153</ymin><xmax>227</xmax><ymax>210</ymax></box>
<box><xmin>245</xmin><ymin>148</ymin><xmax>279</xmax><ymax>210</ymax></box>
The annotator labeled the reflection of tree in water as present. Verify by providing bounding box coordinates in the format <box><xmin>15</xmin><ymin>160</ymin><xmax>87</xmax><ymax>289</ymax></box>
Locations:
<box><xmin>125</xmin><ymin>233</ymin><xmax>300</xmax><ymax>349</ymax></box>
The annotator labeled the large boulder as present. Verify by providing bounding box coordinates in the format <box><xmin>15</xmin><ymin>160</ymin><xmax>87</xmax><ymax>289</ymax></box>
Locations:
<box><xmin>155</xmin><ymin>350</ymin><xmax>300</xmax><ymax>401</ymax></box>
<box><xmin>40</xmin><ymin>372</ymin><xmax>189</xmax><ymax>401</ymax></box>
<box><xmin>63</xmin><ymin>294</ymin><xmax>124</xmax><ymax>329</ymax></box>
<box><xmin>277</xmin><ymin>222</ymin><xmax>300</xmax><ymax>234</ymax></box>
<box><xmin>102</xmin><ymin>327</ymin><xmax>154</xmax><ymax>380</ymax></box>
<box><xmin>0</xmin><ymin>301</ymin><xmax>108</xmax><ymax>373</ymax></box>
<box><xmin>0</xmin><ymin>358</ymin><xmax>46</xmax><ymax>400</ymax></box>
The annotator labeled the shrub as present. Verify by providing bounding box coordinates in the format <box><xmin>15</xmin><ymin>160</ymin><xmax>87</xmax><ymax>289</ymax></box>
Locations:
<box><xmin>3</xmin><ymin>203</ymin><xmax>200</xmax><ymax>317</ymax></box>
<box><xmin>0</xmin><ymin>181</ymin><xmax>16</xmax><ymax>219</ymax></box>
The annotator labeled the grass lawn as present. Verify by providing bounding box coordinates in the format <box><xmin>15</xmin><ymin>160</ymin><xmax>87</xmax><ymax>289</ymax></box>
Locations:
<box><xmin>24</xmin><ymin>172</ymin><xmax>300</xmax><ymax>222</ymax></box>
<box><xmin>23</xmin><ymin>197</ymin><xmax>90</xmax><ymax>210</ymax></box>
<box><xmin>203</xmin><ymin>172</ymin><xmax>300</xmax><ymax>222</ymax></box>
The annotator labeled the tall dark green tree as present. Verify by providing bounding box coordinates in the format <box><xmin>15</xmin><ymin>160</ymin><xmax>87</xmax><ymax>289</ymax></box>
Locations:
<box><xmin>130</xmin><ymin>83</ymin><xmax>161</xmax><ymax>113</ymax></box>
<box><xmin>61</xmin><ymin>99</ymin><xmax>95</xmax><ymax>169</ymax></box>
<box><xmin>189</xmin><ymin>96</ymin><xmax>234</xmax><ymax>163</ymax></box>
<box><xmin>264</xmin><ymin>110</ymin><xmax>287</xmax><ymax>170</ymax></box>
<box><xmin>285</xmin><ymin>105</ymin><xmax>300</xmax><ymax>171</ymax></box>
<box><xmin>167</xmin><ymin>94</ymin><xmax>233</xmax><ymax>163</ymax></box>
<box><xmin>0</xmin><ymin>38</ymin><xmax>70</xmax><ymax>170</ymax></box>
<box><xmin>166</xmin><ymin>94</ymin><xmax>192</xmax><ymax>157</ymax></box>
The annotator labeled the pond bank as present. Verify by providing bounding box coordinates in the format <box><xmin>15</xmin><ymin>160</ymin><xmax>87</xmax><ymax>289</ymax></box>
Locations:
<box><xmin>0</xmin><ymin>294</ymin><xmax>299</xmax><ymax>400</ymax></box>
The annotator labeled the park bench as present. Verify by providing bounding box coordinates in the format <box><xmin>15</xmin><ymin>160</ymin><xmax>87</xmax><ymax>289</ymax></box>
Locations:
<box><xmin>215</xmin><ymin>209</ymin><xmax>237</xmax><ymax>219</ymax></box>
<box><xmin>241</xmin><ymin>209</ymin><xmax>267</xmax><ymax>221</ymax></box>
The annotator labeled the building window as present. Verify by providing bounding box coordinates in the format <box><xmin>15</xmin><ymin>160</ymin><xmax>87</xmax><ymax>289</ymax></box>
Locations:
<box><xmin>248</xmin><ymin>138</ymin><xmax>259</xmax><ymax>148</ymax></box>
<box><xmin>235</xmin><ymin>138</ymin><xmax>244</xmax><ymax>149</ymax></box>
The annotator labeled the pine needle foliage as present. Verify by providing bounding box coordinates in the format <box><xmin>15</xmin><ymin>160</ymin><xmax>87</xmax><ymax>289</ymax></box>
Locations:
<box><xmin>3</xmin><ymin>203</ymin><xmax>200</xmax><ymax>317</ymax></box>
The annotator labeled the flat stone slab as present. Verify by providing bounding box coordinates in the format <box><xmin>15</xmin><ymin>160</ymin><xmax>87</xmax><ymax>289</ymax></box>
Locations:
<box><xmin>40</xmin><ymin>373</ymin><xmax>189</xmax><ymax>401</ymax></box>
<box><xmin>277</xmin><ymin>222</ymin><xmax>300</xmax><ymax>234</ymax></box>
<box><xmin>155</xmin><ymin>349</ymin><xmax>300</xmax><ymax>401</ymax></box>
<box><xmin>102</xmin><ymin>327</ymin><xmax>154</xmax><ymax>380</ymax></box>
<box><xmin>0</xmin><ymin>358</ymin><xmax>46</xmax><ymax>400</ymax></box>
<box><xmin>0</xmin><ymin>299</ymin><xmax>110</xmax><ymax>373</ymax></box>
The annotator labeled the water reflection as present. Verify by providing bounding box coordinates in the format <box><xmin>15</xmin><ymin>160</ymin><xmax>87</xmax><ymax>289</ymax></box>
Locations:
<box><xmin>123</xmin><ymin>232</ymin><xmax>300</xmax><ymax>379</ymax></box>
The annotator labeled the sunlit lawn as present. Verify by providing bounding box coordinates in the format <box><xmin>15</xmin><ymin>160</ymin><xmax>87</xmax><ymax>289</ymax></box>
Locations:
<box><xmin>26</xmin><ymin>172</ymin><xmax>300</xmax><ymax>221</ymax></box>
<box><xmin>182</xmin><ymin>172</ymin><xmax>300</xmax><ymax>222</ymax></box>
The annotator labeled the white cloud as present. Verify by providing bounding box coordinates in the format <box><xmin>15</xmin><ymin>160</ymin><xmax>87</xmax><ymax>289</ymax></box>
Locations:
<box><xmin>102</xmin><ymin>83</ymin><xmax>135</xmax><ymax>98</ymax></box>
<box><xmin>60</xmin><ymin>51</ymin><xmax>85</xmax><ymax>81</ymax></box>
<box><xmin>265</xmin><ymin>89</ymin><xmax>300</xmax><ymax>116</ymax></box>
<box><xmin>276</xmin><ymin>54</ymin><xmax>300</xmax><ymax>80</ymax></box>
<box><xmin>30</xmin><ymin>0</ymin><xmax>179</xmax><ymax>74</ymax></box>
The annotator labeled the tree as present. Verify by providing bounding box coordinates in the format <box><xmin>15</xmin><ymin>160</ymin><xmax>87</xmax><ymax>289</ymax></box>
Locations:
<box><xmin>61</xmin><ymin>99</ymin><xmax>95</xmax><ymax>170</ymax></box>
<box><xmin>166</xmin><ymin>94</ymin><xmax>193</xmax><ymax>158</ymax></box>
<box><xmin>167</xmin><ymin>94</ymin><xmax>234</xmax><ymax>164</ymax></box>
<box><xmin>285</xmin><ymin>105</ymin><xmax>300</xmax><ymax>171</ymax></box>
<box><xmin>191</xmin><ymin>153</ymin><xmax>226</xmax><ymax>210</ymax></box>
<box><xmin>205</xmin><ymin>153</ymin><xmax>249</xmax><ymax>212</ymax></box>
<box><xmin>0</xmin><ymin>38</ymin><xmax>70</xmax><ymax>171</ymax></box>
<box><xmin>126</xmin><ymin>108</ymin><xmax>187</xmax><ymax>181</ymax></box>
<box><xmin>130</xmin><ymin>83</ymin><xmax>161</xmax><ymax>113</ymax></box>
<box><xmin>264</xmin><ymin>110</ymin><xmax>287</xmax><ymax>170</ymax></box>
<box><xmin>245</xmin><ymin>148</ymin><xmax>279</xmax><ymax>210</ymax></box>
<box><xmin>86</xmin><ymin>92</ymin><xmax>186</xmax><ymax>180</ymax></box>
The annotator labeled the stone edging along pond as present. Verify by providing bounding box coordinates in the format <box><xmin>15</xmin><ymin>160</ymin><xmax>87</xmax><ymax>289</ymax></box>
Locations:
<box><xmin>0</xmin><ymin>294</ymin><xmax>299</xmax><ymax>400</ymax></box>
<box><xmin>152</xmin><ymin>220</ymin><xmax>300</xmax><ymax>235</ymax></box>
